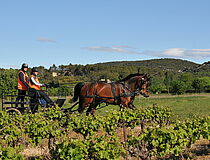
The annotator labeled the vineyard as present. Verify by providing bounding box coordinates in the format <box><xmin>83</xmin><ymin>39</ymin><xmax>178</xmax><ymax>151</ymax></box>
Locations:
<box><xmin>0</xmin><ymin>105</ymin><xmax>209</xmax><ymax>160</ymax></box>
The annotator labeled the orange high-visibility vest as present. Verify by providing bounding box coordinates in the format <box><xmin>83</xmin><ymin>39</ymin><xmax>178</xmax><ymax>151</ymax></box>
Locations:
<box><xmin>29</xmin><ymin>75</ymin><xmax>41</xmax><ymax>90</ymax></box>
<box><xmin>17</xmin><ymin>71</ymin><xmax>28</xmax><ymax>90</ymax></box>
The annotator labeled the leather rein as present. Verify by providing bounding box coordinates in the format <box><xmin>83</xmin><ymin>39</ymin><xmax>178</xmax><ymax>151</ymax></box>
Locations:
<box><xmin>79</xmin><ymin>81</ymin><xmax>141</xmax><ymax>100</ymax></box>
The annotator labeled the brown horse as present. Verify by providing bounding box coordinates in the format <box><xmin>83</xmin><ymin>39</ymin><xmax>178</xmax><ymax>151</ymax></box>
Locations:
<box><xmin>71</xmin><ymin>73</ymin><xmax>150</xmax><ymax>115</ymax></box>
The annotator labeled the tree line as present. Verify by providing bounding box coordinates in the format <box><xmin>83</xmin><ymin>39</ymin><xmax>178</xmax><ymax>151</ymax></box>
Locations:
<box><xmin>1</xmin><ymin>58</ymin><xmax>210</xmax><ymax>96</ymax></box>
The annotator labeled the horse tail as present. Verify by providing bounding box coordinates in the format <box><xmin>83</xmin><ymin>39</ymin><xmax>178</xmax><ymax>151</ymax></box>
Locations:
<box><xmin>70</xmin><ymin>82</ymin><xmax>85</xmax><ymax>103</ymax></box>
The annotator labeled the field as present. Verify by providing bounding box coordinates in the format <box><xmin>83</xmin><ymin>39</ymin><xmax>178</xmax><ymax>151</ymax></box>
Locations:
<box><xmin>137</xmin><ymin>94</ymin><xmax>210</xmax><ymax>118</ymax></box>
<box><xmin>0</xmin><ymin>93</ymin><xmax>209</xmax><ymax>159</ymax></box>
<box><xmin>96</xmin><ymin>93</ymin><xmax>210</xmax><ymax>119</ymax></box>
<box><xmin>2</xmin><ymin>93</ymin><xmax>210</xmax><ymax>118</ymax></box>
<box><xmin>62</xmin><ymin>93</ymin><xmax>210</xmax><ymax>159</ymax></box>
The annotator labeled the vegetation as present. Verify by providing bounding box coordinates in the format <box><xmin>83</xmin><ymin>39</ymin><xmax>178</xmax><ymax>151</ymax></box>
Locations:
<box><xmin>0</xmin><ymin>58</ymin><xmax>210</xmax><ymax>159</ymax></box>
<box><xmin>0</xmin><ymin>106</ymin><xmax>209</xmax><ymax>159</ymax></box>
<box><xmin>2</xmin><ymin>58</ymin><xmax>210</xmax><ymax>96</ymax></box>
<box><xmin>0</xmin><ymin>69</ymin><xmax>17</xmax><ymax>96</ymax></box>
<box><xmin>94</xmin><ymin>94</ymin><xmax>210</xmax><ymax>119</ymax></box>
<box><xmin>138</xmin><ymin>94</ymin><xmax>210</xmax><ymax>118</ymax></box>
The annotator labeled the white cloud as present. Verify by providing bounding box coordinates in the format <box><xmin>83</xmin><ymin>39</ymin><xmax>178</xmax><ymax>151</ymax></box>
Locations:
<box><xmin>81</xmin><ymin>46</ymin><xmax>141</xmax><ymax>54</ymax></box>
<box><xmin>150</xmin><ymin>48</ymin><xmax>210</xmax><ymax>59</ymax></box>
<box><xmin>111</xmin><ymin>45</ymin><xmax>137</xmax><ymax>49</ymax></box>
<box><xmin>189</xmin><ymin>49</ymin><xmax>210</xmax><ymax>56</ymax></box>
<box><xmin>1</xmin><ymin>65</ymin><xmax>19</xmax><ymax>69</ymax></box>
<box><xmin>82</xmin><ymin>45</ymin><xmax>210</xmax><ymax>59</ymax></box>
<box><xmin>191</xmin><ymin>49</ymin><xmax>210</xmax><ymax>52</ymax></box>
<box><xmin>163</xmin><ymin>48</ymin><xmax>185</xmax><ymax>56</ymax></box>
<box><xmin>37</xmin><ymin>37</ymin><xmax>56</xmax><ymax>43</ymax></box>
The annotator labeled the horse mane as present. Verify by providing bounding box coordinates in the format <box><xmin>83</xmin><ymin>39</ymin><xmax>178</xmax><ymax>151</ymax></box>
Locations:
<box><xmin>117</xmin><ymin>73</ymin><xmax>145</xmax><ymax>83</ymax></box>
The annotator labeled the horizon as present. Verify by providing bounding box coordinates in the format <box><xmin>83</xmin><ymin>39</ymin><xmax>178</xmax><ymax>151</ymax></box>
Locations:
<box><xmin>0</xmin><ymin>58</ymin><xmax>202</xmax><ymax>70</ymax></box>
<box><xmin>1</xmin><ymin>0</ymin><xmax>210</xmax><ymax>69</ymax></box>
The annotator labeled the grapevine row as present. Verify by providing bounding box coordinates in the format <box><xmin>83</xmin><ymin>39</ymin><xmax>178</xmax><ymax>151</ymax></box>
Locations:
<box><xmin>0</xmin><ymin>106</ymin><xmax>209</xmax><ymax>159</ymax></box>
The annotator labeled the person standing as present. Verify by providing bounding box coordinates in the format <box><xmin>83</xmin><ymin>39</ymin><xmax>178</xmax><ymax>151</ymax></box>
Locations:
<box><xmin>16</xmin><ymin>63</ymin><xmax>29</xmax><ymax>108</ymax></box>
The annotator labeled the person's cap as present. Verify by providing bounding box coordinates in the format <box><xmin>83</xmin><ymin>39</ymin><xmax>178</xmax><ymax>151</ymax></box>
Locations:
<box><xmin>31</xmin><ymin>67</ymin><xmax>38</xmax><ymax>72</ymax></box>
<box><xmin>21</xmin><ymin>63</ymin><xmax>28</xmax><ymax>68</ymax></box>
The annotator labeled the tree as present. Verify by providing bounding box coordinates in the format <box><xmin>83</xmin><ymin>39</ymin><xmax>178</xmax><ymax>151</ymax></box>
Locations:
<box><xmin>171</xmin><ymin>80</ymin><xmax>188</xmax><ymax>95</ymax></box>
<box><xmin>150</xmin><ymin>78</ymin><xmax>166</xmax><ymax>94</ymax></box>
<box><xmin>49</xmin><ymin>64</ymin><xmax>57</xmax><ymax>72</ymax></box>
<box><xmin>164</xmin><ymin>71</ymin><xmax>174</xmax><ymax>93</ymax></box>
<box><xmin>0</xmin><ymin>69</ymin><xmax>17</xmax><ymax>95</ymax></box>
<box><xmin>179</xmin><ymin>73</ymin><xmax>193</xmax><ymax>91</ymax></box>
<box><xmin>192</xmin><ymin>77</ymin><xmax>210</xmax><ymax>92</ymax></box>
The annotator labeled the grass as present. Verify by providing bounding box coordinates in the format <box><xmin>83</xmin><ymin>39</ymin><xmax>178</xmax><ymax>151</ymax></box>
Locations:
<box><xmin>1</xmin><ymin>93</ymin><xmax>210</xmax><ymax>119</ymax></box>
<box><xmin>93</xmin><ymin>93</ymin><xmax>210</xmax><ymax>119</ymax></box>
<box><xmin>134</xmin><ymin>94</ymin><xmax>210</xmax><ymax>119</ymax></box>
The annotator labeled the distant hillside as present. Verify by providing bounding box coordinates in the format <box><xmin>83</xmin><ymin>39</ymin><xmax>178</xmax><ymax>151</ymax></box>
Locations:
<box><xmin>96</xmin><ymin>58</ymin><xmax>199</xmax><ymax>72</ymax></box>
<box><xmin>185</xmin><ymin>61</ymin><xmax>210</xmax><ymax>72</ymax></box>
<box><xmin>48</xmin><ymin>58</ymin><xmax>204</xmax><ymax>82</ymax></box>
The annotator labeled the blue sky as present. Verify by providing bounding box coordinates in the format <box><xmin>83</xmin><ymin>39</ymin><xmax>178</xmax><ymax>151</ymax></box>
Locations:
<box><xmin>1</xmin><ymin>0</ymin><xmax>210</xmax><ymax>69</ymax></box>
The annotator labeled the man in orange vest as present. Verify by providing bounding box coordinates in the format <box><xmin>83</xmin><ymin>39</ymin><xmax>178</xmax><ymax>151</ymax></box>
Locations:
<box><xmin>16</xmin><ymin>63</ymin><xmax>29</xmax><ymax>108</ymax></box>
<box><xmin>29</xmin><ymin>67</ymin><xmax>54</xmax><ymax>106</ymax></box>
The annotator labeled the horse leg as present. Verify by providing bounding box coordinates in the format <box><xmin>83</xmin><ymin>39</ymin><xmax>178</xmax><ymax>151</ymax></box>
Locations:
<box><xmin>90</xmin><ymin>102</ymin><xmax>99</xmax><ymax>116</ymax></box>
<box><xmin>119</xmin><ymin>104</ymin><xmax>124</xmax><ymax>111</ymax></box>
<box><xmin>86</xmin><ymin>101</ymin><xmax>97</xmax><ymax>116</ymax></box>
<box><xmin>128</xmin><ymin>103</ymin><xmax>137</xmax><ymax>110</ymax></box>
<box><xmin>127</xmin><ymin>96</ymin><xmax>136</xmax><ymax>109</ymax></box>
<box><xmin>78</xmin><ymin>99</ymin><xmax>86</xmax><ymax>114</ymax></box>
<box><xmin>128</xmin><ymin>98</ymin><xmax>137</xmax><ymax>109</ymax></box>
<box><xmin>86</xmin><ymin>105</ymin><xmax>92</xmax><ymax>116</ymax></box>
<box><xmin>90</xmin><ymin>108</ymin><xmax>96</xmax><ymax>116</ymax></box>
<box><xmin>120</xmin><ymin>97</ymin><xmax>130</xmax><ymax>109</ymax></box>
<box><xmin>121</xmin><ymin>97</ymin><xmax>136</xmax><ymax>110</ymax></box>
<box><xmin>78</xmin><ymin>105</ymin><xmax>85</xmax><ymax>114</ymax></box>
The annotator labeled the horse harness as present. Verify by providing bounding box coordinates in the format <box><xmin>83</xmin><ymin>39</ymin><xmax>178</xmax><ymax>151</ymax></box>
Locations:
<box><xmin>79</xmin><ymin>82</ymin><xmax>138</xmax><ymax>104</ymax></box>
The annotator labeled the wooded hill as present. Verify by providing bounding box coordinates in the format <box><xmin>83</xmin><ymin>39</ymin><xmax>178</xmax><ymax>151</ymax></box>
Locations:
<box><xmin>51</xmin><ymin>58</ymin><xmax>200</xmax><ymax>81</ymax></box>
<box><xmin>2</xmin><ymin>58</ymin><xmax>210</xmax><ymax>95</ymax></box>
<box><xmin>96</xmin><ymin>58</ymin><xmax>199</xmax><ymax>71</ymax></box>
<box><xmin>42</xmin><ymin>58</ymin><xmax>210</xmax><ymax>95</ymax></box>
<box><xmin>185</xmin><ymin>61</ymin><xmax>210</xmax><ymax>72</ymax></box>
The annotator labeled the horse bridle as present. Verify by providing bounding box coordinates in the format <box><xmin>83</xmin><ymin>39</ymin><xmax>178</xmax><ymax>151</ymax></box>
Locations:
<box><xmin>119</xmin><ymin>78</ymin><xmax>144</xmax><ymax>97</ymax></box>
<box><xmin>135</xmin><ymin>77</ymin><xmax>149</xmax><ymax>96</ymax></box>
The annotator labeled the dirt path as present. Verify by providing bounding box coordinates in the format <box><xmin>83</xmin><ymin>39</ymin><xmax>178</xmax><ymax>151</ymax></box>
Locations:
<box><xmin>147</xmin><ymin>93</ymin><xmax>210</xmax><ymax>99</ymax></box>
<box><xmin>190</xmin><ymin>139</ymin><xmax>210</xmax><ymax>160</ymax></box>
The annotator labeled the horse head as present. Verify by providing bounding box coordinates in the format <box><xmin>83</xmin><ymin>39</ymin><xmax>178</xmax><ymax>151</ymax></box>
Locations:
<box><xmin>136</xmin><ymin>74</ymin><xmax>150</xmax><ymax>97</ymax></box>
<box><xmin>119</xmin><ymin>73</ymin><xmax>150</xmax><ymax>97</ymax></box>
